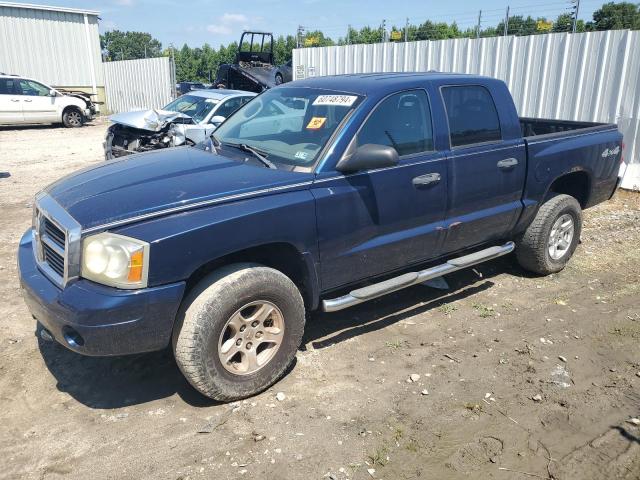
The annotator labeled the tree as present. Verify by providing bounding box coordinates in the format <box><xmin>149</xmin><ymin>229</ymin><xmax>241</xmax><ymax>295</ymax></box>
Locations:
<box><xmin>552</xmin><ymin>13</ymin><xmax>586</xmax><ymax>32</ymax></box>
<box><xmin>592</xmin><ymin>2</ymin><xmax>640</xmax><ymax>30</ymax></box>
<box><xmin>101</xmin><ymin>30</ymin><xmax>163</xmax><ymax>61</ymax></box>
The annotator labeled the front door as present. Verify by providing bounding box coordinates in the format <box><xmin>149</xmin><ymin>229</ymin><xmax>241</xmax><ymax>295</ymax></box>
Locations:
<box><xmin>17</xmin><ymin>79</ymin><xmax>57</xmax><ymax>123</ymax></box>
<box><xmin>313</xmin><ymin>89</ymin><xmax>448</xmax><ymax>290</ymax></box>
<box><xmin>439</xmin><ymin>85</ymin><xmax>526</xmax><ymax>254</ymax></box>
<box><xmin>0</xmin><ymin>77</ymin><xmax>24</xmax><ymax>124</ymax></box>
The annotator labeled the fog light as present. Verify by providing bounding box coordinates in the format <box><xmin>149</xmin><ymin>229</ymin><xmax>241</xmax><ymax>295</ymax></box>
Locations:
<box><xmin>62</xmin><ymin>326</ymin><xmax>85</xmax><ymax>347</ymax></box>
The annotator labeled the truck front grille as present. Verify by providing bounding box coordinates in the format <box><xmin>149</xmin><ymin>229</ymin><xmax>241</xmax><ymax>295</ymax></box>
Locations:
<box><xmin>32</xmin><ymin>193</ymin><xmax>82</xmax><ymax>288</ymax></box>
<box><xmin>43</xmin><ymin>218</ymin><xmax>65</xmax><ymax>249</ymax></box>
<box><xmin>42</xmin><ymin>240</ymin><xmax>65</xmax><ymax>276</ymax></box>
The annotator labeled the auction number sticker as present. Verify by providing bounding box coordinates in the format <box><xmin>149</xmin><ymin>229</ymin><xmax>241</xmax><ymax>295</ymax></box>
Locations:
<box><xmin>306</xmin><ymin>117</ymin><xmax>327</xmax><ymax>130</ymax></box>
<box><xmin>312</xmin><ymin>95</ymin><xmax>358</xmax><ymax>107</ymax></box>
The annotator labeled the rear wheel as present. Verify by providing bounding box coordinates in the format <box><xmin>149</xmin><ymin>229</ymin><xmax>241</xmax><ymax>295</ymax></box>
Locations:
<box><xmin>173</xmin><ymin>263</ymin><xmax>305</xmax><ymax>401</ymax></box>
<box><xmin>62</xmin><ymin>108</ymin><xmax>83</xmax><ymax>128</ymax></box>
<box><xmin>516</xmin><ymin>194</ymin><xmax>582</xmax><ymax>275</ymax></box>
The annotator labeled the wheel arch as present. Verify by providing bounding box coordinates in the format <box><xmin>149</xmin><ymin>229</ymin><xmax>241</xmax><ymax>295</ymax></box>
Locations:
<box><xmin>184</xmin><ymin>242</ymin><xmax>320</xmax><ymax>311</ymax></box>
<box><xmin>544</xmin><ymin>170</ymin><xmax>592</xmax><ymax>208</ymax></box>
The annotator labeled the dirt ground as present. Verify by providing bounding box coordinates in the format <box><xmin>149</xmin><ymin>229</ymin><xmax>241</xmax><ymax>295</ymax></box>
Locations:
<box><xmin>0</xmin><ymin>120</ymin><xmax>639</xmax><ymax>480</ymax></box>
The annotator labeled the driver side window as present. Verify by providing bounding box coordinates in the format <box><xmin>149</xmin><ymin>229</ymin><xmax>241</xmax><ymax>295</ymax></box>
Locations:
<box><xmin>357</xmin><ymin>90</ymin><xmax>433</xmax><ymax>157</ymax></box>
<box><xmin>18</xmin><ymin>80</ymin><xmax>51</xmax><ymax>96</ymax></box>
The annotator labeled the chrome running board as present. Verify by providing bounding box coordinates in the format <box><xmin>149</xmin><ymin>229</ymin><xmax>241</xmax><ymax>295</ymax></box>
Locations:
<box><xmin>322</xmin><ymin>242</ymin><xmax>515</xmax><ymax>312</ymax></box>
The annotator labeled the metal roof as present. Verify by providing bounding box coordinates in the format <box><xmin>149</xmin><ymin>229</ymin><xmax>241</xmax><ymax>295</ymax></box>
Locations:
<box><xmin>0</xmin><ymin>2</ymin><xmax>99</xmax><ymax>16</ymax></box>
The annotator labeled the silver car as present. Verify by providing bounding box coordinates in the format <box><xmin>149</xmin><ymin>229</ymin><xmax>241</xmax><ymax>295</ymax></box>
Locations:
<box><xmin>104</xmin><ymin>89</ymin><xmax>256</xmax><ymax>159</ymax></box>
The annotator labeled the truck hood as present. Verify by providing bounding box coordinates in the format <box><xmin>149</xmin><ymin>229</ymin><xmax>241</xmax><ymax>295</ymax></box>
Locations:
<box><xmin>44</xmin><ymin>147</ymin><xmax>314</xmax><ymax>231</ymax></box>
<box><xmin>109</xmin><ymin>109</ymin><xmax>193</xmax><ymax>131</ymax></box>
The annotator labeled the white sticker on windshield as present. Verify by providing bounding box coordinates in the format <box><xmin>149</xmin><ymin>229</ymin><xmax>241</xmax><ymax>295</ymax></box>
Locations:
<box><xmin>312</xmin><ymin>95</ymin><xmax>358</xmax><ymax>107</ymax></box>
<box><xmin>295</xmin><ymin>151</ymin><xmax>308</xmax><ymax>160</ymax></box>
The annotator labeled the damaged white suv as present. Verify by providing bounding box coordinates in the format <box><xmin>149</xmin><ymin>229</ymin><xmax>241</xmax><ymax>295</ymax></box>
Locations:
<box><xmin>0</xmin><ymin>73</ymin><xmax>97</xmax><ymax>127</ymax></box>
<box><xmin>104</xmin><ymin>89</ymin><xmax>255</xmax><ymax>159</ymax></box>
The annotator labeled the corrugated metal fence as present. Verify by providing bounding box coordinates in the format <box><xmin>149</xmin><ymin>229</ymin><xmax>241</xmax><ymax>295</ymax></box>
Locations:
<box><xmin>103</xmin><ymin>57</ymin><xmax>175</xmax><ymax>114</ymax></box>
<box><xmin>293</xmin><ymin>30</ymin><xmax>640</xmax><ymax>190</ymax></box>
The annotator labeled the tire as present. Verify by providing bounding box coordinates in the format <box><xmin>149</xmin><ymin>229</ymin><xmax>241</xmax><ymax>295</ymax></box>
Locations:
<box><xmin>62</xmin><ymin>108</ymin><xmax>84</xmax><ymax>128</ymax></box>
<box><xmin>516</xmin><ymin>194</ymin><xmax>582</xmax><ymax>275</ymax></box>
<box><xmin>173</xmin><ymin>263</ymin><xmax>306</xmax><ymax>401</ymax></box>
<box><xmin>275</xmin><ymin>74</ymin><xmax>284</xmax><ymax>85</ymax></box>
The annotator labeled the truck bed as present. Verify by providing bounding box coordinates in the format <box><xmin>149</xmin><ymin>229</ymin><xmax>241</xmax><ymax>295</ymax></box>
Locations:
<box><xmin>520</xmin><ymin>117</ymin><xmax>614</xmax><ymax>140</ymax></box>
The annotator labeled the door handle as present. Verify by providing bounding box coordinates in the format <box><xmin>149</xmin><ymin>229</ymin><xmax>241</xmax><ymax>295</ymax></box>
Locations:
<box><xmin>412</xmin><ymin>172</ymin><xmax>441</xmax><ymax>188</ymax></box>
<box><xmin>497</xmin><ymin>158</ymin><xmax>518</xmax><ymax>169</ymax></box>
<box><xmin>23</xmin><ymin>99</ymin><xmax>33</xmax><ymax>102</ymax></box>
<box><xmin>10</xmin><ymin>99</ymin><xmax>20</xmax><ymax>102</ymax></box>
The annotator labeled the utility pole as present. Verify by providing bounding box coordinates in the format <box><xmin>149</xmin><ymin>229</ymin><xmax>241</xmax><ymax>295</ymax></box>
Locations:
<box><xmin>476</xmin><ymin>10</ymin><xmax>482</xmax><ymax>39</ymax></box>
<box><xmin>381</xmin><ymin>19</ymin><xmax>386</xmax><ymax>42</ymax></box>
<box><xmin>404</xmin><ymin>17</ymin><xmax>409</xmax><ymax>42</ymax></box>
<box><xmin>297</xmin><ymin>25</ymin><xmax>305</xmax><ymax>48</ymax></box>
<box><xmin>504</xmin><ymin>6</ymin><xmax>510</xmax><ymax>36</ymax></box>
<box><xmin>571</xmin><ymin>0</ymin><xmax>580</xmax><ymax>33</ymax></box>
<box><xmin>347</xmin><ymin>24</ymin><xmax>351</xmax><ymax>45</ymax></box>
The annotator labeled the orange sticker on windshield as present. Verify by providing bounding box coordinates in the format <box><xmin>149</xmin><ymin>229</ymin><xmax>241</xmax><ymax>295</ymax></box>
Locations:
<box><xmin>306</xmin><ymin>117</ymin><xmax>326</xmax><ymax>130</ymax></box>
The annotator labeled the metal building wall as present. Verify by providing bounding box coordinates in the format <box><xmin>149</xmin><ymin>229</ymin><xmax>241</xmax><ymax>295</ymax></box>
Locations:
<box><xmin>103</xmin><ymin>57</ymin><xmax>174</xmax><ymax>114</ymax></box>
<box><xmin>293</xmin><ymin>31</ymin><xmax>640</xmax><ymax>190</ymax></box>
<box><xmin>0</xmin><ymin>3</ymin><xmax>103</xmax><ymax>88</ymax></box>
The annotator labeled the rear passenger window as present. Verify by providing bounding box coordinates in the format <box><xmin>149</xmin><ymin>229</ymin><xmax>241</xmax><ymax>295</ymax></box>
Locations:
<box><xmin>0</xmin><ymin>78</ymin><xmax>18</xmax><ymax>95</ymax></box>
<box><xmin>357</xmin><ymin>90</ymin><xmax>433</xmax><ymax>156</ymax></box>
<box><xmin>442</xmin><ymin>85</ymin><xmax>501</xmax><ymax>148</ymax></box>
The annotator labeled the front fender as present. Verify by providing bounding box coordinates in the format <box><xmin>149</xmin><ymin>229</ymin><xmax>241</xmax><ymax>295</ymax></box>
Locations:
<box><xmin>114</xmin><ymin>190</ymin><xmax>319</xmax><ymax>287</ymax></box>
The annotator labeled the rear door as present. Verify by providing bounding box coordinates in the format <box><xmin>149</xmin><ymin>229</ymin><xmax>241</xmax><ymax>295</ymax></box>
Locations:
<box><xmin>439</xmin><ymin>84</ymin><xmax>526</xmax><ymax>254</ymax></box>
<box><xmin>313</xmin><ymin>89</ymin><xmax>448</xmax><ymax>290</ymax></box>
<box><xmin>0</xmin><ymin>77</ymin><xmax>24</xmax><ymax>124</ymax></box>
<box><xmin>17</xmin><ymin>79</ymin><xmax>57</xmax><ymax>123</ymax></box>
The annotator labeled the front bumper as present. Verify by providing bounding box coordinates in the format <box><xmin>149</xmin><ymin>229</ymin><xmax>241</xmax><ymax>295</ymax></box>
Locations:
<box><xmin>18</xmin><ymin>230</ymin><xmax>186</xmax><ymax>356</ymax></box>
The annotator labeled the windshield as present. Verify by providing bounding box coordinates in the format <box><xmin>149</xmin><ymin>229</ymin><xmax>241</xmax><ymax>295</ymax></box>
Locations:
<box><xmin>213</xmin><ymin>87</ymin><xmax>363</xmax><ymax>167</ymax></box>
<box><xmin>163</xmin><ymin>95</ymin><xmax>218</xmax><ymax>123</ymax></box>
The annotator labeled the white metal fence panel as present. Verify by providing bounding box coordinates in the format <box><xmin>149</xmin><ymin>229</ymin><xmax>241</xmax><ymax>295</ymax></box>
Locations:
<box><xmin>293</xmin><ymin>30</ymin><xmax>640</xmax><ymax>190</ymax></box>
<box><xmin>103</xmin><ymin>57</ymin><xmax>175</xmax><ymax>114</ymax></box>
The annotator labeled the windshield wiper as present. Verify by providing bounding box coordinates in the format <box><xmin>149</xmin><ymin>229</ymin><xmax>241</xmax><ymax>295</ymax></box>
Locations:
<box><xmin>223</xmin><ymin>142</ymin><xmax>277</xmax><ymax>169</ymax></box>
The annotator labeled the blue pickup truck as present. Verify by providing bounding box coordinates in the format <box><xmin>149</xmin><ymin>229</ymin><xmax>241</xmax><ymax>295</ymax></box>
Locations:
<box><xmin>19</xmin><ymin>73</ymin><xmax>623</xmax><ymax>401</ymax></box>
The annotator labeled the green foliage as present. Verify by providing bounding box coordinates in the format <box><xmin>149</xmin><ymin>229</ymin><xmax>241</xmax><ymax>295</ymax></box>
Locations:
<box><xmin>100</xmin><ymin>30</ymin><xmax>163</xmax><ymax>61</ymax></box>
<box><xmin>592</xmin><ymin>1</ymin><xmax>640</xmax><ymax>29</ymax></box>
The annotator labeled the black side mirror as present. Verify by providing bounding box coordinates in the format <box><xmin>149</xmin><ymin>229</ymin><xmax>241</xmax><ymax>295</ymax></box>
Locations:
<box><xmin>336</xmin><ymin>144</ymin><xmax>399</xmax><ymax>173</ymax></box>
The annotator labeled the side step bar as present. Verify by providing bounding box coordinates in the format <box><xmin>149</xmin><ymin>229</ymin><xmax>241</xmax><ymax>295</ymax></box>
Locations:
<box><xmin>322</xmin><ymin>242</ymin><xmax>515</xmax><ymax>312</ymax></box>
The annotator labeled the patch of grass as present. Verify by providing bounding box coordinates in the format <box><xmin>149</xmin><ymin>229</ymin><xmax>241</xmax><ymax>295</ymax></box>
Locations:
<box><xmin>472</xmin><ymin>303</ymin><xmax>495</xmax><ymax>318</ymax></box>
<box><xmin>405</xmin><ymin>438</ymin><xmax>420</xmax><ymax>453</ymax></box>
<box><xmin>393</xmin><ymin>427</ymin><xmax>404</xmax><ymax>442</ymax></box>
<box><xmin>385</xmin><ymin>339</ymin><xmax>405</xmax><ymax>350</ymax></box>
<box><xmin>463</xmin><ymin>402</ymin><xmax>483</xmax><ymax>413</ymax></box>
<box><xmin>554</xmin><ymin>297</ymin><xmax>569</xmax><ymax>306</ymax></box>
<box><xmin>367</xmin><ymin>445</ymin><xmax>389</xmax><ymax>467</ymax></box>
<box><xmin>438</xmin><ymin>304</ymin><xmax>458</xmax><ymax>315</ymax></box>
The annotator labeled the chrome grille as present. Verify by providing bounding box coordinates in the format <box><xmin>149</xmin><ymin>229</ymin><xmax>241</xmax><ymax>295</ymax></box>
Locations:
<box><xmin>43</xmin><ymin>218</ymin><xmax>65</xmax><ymax>249</ymax></box>
<box><xmin>32</xmin><ymin>193</ymin><xmax>82</xmax><ymax>288</ymax></box>
<box><xmin>42</xmin><ymin>241</ymin><xmax>65</xmax><ymax>276</ymax></box>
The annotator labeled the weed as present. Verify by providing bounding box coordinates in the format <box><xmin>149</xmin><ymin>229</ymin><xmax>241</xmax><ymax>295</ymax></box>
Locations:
<box><xmin>385</xmin><ymin>339</ymin><xmax>405</xmax><ymax>349</ymax></box>
<box><xmin>472</xmin><ymin>303</ymin><xmax>495</xmax><ymax>318</ymax></box>
<box><xmin>439</xmin><ymin>304</ymin><xmax>458</xmax><ymax>315</ymax></box>
<box><xmin>367</xmin><ymin>445</ymin><xmax>389</xmax><ymax>467</ymax></box>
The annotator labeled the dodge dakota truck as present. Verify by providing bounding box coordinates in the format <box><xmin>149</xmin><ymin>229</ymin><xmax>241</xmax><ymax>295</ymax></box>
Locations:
<box><xmin>18</xmin><ymin>73</ymin><xmax>623</xmax><ymax>401</ymax></box>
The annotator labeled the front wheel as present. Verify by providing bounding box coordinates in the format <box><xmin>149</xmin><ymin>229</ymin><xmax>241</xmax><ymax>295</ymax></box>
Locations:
<box><xmin>173</xmin><ymin>263</ymin><xmax>305</xmax><ymax>401</ymax></box>
<box><xmin>62</xmin><ymin>108</ymin><xmax>84</xmax><ymax>128</ymax></box>
<box><xmin>516</xmin><ymin>194</ymin><xmax>582</xmax><ymax>275</ymax></box>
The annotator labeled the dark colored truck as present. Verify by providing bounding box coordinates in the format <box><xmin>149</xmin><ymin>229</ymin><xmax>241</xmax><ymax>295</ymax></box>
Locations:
<box><xmin>214</xmin><ymin>32</ymin><xmax>289</xmax><ymax>93</ymax></box>
<box><xmin>18</xmin><ymin>73</ymin><xmax>623</xmax><ymax>401</ymax></box>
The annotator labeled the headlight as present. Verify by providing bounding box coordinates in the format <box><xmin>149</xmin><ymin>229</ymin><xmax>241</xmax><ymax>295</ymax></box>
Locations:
<box><xmin>81</xmin><ymin>232</ymin><xmax>149</xmax><ymax>289</ymax></box>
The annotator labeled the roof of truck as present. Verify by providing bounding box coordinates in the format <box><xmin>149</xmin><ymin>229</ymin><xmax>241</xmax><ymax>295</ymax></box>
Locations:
<box><xmin>287</xmin><ymin>72</ymin><xmax>501</xmax><ymax>96</ymax></box>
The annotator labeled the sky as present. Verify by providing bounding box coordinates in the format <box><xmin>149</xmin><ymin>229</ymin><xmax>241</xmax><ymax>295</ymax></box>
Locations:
<box><xmin>28</xmin><ymin>0</ymin><xmax>603</xmax><ymax>48</ymax></box>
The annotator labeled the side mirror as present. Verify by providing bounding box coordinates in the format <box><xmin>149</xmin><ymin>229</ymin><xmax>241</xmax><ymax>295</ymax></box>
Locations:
<box><xmin>336</xmin><ymin>144</ymin><xmax>399</xmax><ymax>173</ymax></box>
<box><xmin>209</xmin><ymin>115</ymin><xmax>226</xmax><ymax>126</ymax></box>
<box><xmin>49</xmin><ymin>89</ymin><xmax>57</xmax><ymax>97</ymax></box>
